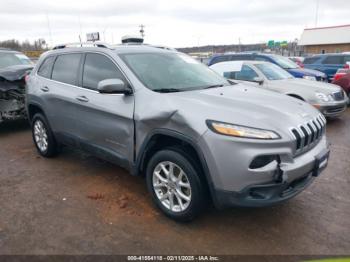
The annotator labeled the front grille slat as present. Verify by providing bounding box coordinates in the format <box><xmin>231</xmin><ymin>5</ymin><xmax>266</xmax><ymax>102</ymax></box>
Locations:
<box><xmin>290</xmin><ymin>114</ymin><xmax>326</xmax><ymax>154</ymax></box>
<box><xmin>332</xmin><ymin>91</ymin><xmax>344</xmax><ymax>101</ymax></box>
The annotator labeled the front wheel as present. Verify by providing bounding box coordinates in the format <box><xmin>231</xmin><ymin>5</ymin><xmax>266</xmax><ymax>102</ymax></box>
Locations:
<box><xmin>146</xmin><ymin>148</ymin><xmax>206</xmax><ymax>222</ymax></box>
<box><xmin>31</xmin><ymin>113</ymin><xmax>58</xmax><ymax>157</ymax></box>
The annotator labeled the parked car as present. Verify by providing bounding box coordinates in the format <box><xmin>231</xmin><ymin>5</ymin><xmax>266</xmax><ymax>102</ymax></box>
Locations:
<box><xmin>208</xmin><ymin>52</ymin><xmax>327</xmax><ymax>81</ymax></box>
<box><xmin>210</xmin><ymin>61</ymin><xmax>348</xmax><ymax>118</ymax></box>
<box><xmin>332</xmin><ymin>69</ymin><xmax>350</xmax><ymax>97</ymax></box>
<box><xmin>303</xmin><ymin>54</ymin><xmax>350</xmax><ymax>82</ymax></box>
<box><xmin>289</xmin><ymin>57</ymin><xmax>305</xmax><ymax>68</ymax></box>
<box><xmin>26</xmin><ymin>42</ymin><xmax>330</xmax><ymax>221</ymax></box>
<box><xmin>0</xmin><ymin>49</ymin><xmax>33</xmax><ymax>123</ymax></box>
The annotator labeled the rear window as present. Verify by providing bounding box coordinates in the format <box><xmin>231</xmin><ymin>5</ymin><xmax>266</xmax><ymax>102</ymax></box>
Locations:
<box><xmin>0</xmin><ymin>52</ymin><xmax>32</xmax><ymax>69</ymax></box>
<box><xmin>52</xmin><ymin>54</ymin><xmax>82</xmax><ymax>85</ymax></box>
<box><xmin>322</xmin><ymin>56</ymin><xmax>344</xmax><ymax>65</ymax></box>
<box><xmin>303</xmin><ymin>57</ymin><xmax>320</xmax><ymax>64</ymax></box>
<box><xmin>37</xmin><ymin>56</ymin><xmax>55</xmax><ymax>78</ymax></box>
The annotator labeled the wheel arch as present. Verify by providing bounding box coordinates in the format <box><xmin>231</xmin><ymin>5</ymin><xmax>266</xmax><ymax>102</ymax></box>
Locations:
<box><xmin>134</xmin><ymin>129</ymin><xmax>217</xmax><ymax>204</ymax></box>
<box><xmin>27</xmin><ymin>103</ymin><xmax>45</xmax><ymax>122</ymax></box>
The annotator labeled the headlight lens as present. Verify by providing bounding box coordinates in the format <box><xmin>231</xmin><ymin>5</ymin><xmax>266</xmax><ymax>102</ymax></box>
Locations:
<box><xmin>207</xmin><ymin>120</ymin><xmax>280</xmax><ymax>139</ymax></box>
<box><xmin>315</xmin><ymin>92</ymin><xmax>331</xmax><ymax>102</ymax></box>
<box><xmin>303</xmin><ymin>75</ymin><xmax>316</xmax><ymax>81</ymax></box>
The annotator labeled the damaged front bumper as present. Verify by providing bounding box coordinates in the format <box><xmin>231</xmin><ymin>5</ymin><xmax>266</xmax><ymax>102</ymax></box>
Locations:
<box><xmin>199</xmin><ymin>130</ymin><xmax>330</xmax><ymax>208</ymax></box>
<box><xmin>214</xmin><ymin>147</ymin><xmax>330</xmax><ymax>208</ymax></box>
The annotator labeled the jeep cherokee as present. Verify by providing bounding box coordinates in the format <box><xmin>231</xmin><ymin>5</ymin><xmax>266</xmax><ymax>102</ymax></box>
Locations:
<box><xmin>26</xmin><ymin>42</ymin><xmax>330</xmax><ymax>221</ymax></box>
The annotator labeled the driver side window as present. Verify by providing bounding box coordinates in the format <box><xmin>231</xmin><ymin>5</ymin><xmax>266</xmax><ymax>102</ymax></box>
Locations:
<box><xmin>83</xmin><ymin>53</ymin><xmax>125</xmax><ymax>90</ymax></box>
<box><xmin>225</xmin><ymin>65</ymin><xmax>258</xmax><ymax>81</ymax></box>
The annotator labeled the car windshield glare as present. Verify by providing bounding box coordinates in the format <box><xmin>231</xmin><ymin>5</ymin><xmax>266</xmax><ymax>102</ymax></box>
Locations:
<box><xmin>255</xmin><ymin>63</ymin><xmax>294</xmax><ymax>80</ymax></box>
<box><xmin>0</xmin><ymin>53</ymin><xmax>32</xmax><ymax>69</ymax></box>
<box><xmin>120</xmin><ymin>52</ymin><xmax>229</xmax><ymax>92</ymax></box>
<box><xmin>272</xmin><ymin>55</ymin><xmax>299</xmax><ymax>69</ymax></box>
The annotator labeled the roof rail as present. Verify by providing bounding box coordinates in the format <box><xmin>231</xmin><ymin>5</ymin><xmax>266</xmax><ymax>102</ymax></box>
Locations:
<box><xmin>52</xmin><ymin>41</ymin><xmax>113</xmax><ymax>50</ymax></box>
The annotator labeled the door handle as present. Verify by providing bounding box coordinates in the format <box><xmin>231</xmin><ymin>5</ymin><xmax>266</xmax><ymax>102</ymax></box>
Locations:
<box><xmin>76</xmin><ymin>96</ymin><xmax>89</xmax><ymax>103</ymax></box>
<box><xmin>40</xmin><ymin>86</ymin><xmax>49</xmax><ymax>92</ymax></box>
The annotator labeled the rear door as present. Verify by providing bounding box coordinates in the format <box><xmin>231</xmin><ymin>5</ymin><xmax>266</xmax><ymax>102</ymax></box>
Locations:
<box><xmin>321</xmin><ymin>55</ymin><xmax>345</xmax><ymax>81</ymax></box>
<box><xmin>36</xmin><ymin>53</ymin><xmax>84</xmax><ymax>138</ymax></box>
<box><xmin>71</xmin><ymin>52</ymin><xmax>135</xmax><ymax>168</ymax></box>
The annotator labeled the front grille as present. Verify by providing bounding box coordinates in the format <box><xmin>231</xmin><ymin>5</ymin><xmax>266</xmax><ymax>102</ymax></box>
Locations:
<box><xmin>332</xmin><ymin>91</ymin><xmax>345</xmax><ymax>101</ymax></box>
<box><xmin>290</xmin><ymin>114</ymin><xmax>326</xmax><ymax>154</ymax></box>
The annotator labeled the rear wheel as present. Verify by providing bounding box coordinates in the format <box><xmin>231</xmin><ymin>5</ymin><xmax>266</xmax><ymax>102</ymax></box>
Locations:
<box><xmin>31</xmin><ymin>113</ymin><xmax>58</xmax><ymax>157</ymax></box>
<box><xmin>146</xmin><ymin>148</ymin><xmax>206</xmax><ymax>221</ymax></box>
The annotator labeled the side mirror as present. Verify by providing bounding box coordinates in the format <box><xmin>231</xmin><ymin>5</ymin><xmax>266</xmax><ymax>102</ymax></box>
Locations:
<box><xmin>97</xmin><ymin>79</ymin><xmax>132</xmax><ymax>95</ymax></box>
<box><xmin>253</xmin><ymin>77</ymin><xmax>264</xmax><ymax>85</ymax></box>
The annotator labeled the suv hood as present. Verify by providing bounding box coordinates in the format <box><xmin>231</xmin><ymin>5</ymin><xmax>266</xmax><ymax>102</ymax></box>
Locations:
<box><xmin>167</xmin><ymin>84</ymin><xmax>320</xmax><ymax>137</ymax></box>
<box><xmin>271</xmin><ymin>78</ymin><xmax>342</xmax><ymax>95</ymax></box>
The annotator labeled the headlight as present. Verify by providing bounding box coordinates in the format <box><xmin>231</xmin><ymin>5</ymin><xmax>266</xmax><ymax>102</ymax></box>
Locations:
<box><xmin>315</xmin><ymin>92</ymin><xmax>331</xmax><ymax>102</ymax></box>
<box><xmin>207</xmin><ymin>120</ymin><xmax>280</xmax><ymax>140</ymax></box>
<box><xmin>303</xmin><ymin>75</ymin><xmax>316</xmax><ymax>81</ymax></box>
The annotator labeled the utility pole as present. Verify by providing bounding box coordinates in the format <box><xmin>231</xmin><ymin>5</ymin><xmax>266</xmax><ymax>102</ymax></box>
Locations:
<box><xmin>315</xmin><ymin>0</ymin><xmax>320</xmax><ymax>27</ymax></box>
<box><xmin>139</xmin><ymin>24</ymin><xmax>145</xmax><ymax>39</ymax></box>
<box><xmin>46</xmin><ymin>11</ymin><xmax>53</xmax><ymax>47</ymax></box>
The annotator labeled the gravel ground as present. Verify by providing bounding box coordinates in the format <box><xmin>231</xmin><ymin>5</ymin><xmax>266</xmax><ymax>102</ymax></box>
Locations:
<box><xmin>0</xmin><ymin>109</ymin><xmax>349</xmax><ymax>255</ymax></box>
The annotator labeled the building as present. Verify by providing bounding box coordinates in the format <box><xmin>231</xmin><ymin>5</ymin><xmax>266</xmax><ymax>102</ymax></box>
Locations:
<box><xmin>299</xmin><ymin>24</ymin><xmax>350</xmax><ymax>54</ymax></box>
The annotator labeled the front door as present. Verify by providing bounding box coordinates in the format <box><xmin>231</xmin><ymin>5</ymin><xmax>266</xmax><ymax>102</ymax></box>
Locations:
<box><xmin>71</xmin><ymin>52</ymin><xmax>135</xmax><ymax>168</ymax></box>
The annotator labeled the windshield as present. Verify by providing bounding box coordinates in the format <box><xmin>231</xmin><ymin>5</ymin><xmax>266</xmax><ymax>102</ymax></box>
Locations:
<box><xmin>271</xmin><ymin>55</ymin><xmax>299</xmax><ymax>69</ymax></box>
<box><xmin>0</xmin><ymin>52</ymin><xmax>32</xmax><ymax>69</ymax></box>
<box><xmin>120</xmin><ymin>52</ymin><xmax>229</xmax><ymax>92</ymax></box>
<box><xmin>255</xmin><ymin>63</ymin><xmax>294</xmax><ymax>80</ymax></box>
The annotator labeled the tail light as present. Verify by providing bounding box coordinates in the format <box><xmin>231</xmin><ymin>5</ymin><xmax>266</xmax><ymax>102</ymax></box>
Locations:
<box><xmin>344</xmin><ymin>63</ymin><xmax>350</xmax><ymax>69</ymax></box>
<box><xmin>334</xmin><ymin>73</ymin><xmax>345</xmax><ymax>81</ymax></box>
<box><xmin>24</xmin><ymin>74</ymin><xmax>30</xmax><ymax>83</ymax></box>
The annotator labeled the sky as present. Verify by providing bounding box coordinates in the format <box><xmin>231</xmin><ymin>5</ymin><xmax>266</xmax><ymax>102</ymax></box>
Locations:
<box><xmin>0</xmin><ymin>0</ymin><xmax>349</xmax><ymax>48</ymax></box>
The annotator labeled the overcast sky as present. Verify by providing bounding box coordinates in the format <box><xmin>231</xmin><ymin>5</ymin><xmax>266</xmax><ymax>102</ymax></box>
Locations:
<box><xmin>0</xmin><ymin>0</ymin><xmax>349</xmax><ymax>48</ymax></box>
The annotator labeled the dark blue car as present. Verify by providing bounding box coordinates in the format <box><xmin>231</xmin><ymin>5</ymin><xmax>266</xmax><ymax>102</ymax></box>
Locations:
<box><xmin>303</xmin><ymin>54</ymin><xmax>350</xmax><ymax>82</ymax></box>
<box><xmin>208</xmin><ymin>53</ymin><xmax>327</xmax><ymax>81</ymax></box>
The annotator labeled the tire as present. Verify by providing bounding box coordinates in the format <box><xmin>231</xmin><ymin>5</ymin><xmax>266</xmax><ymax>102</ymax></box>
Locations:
<box><xmin>146</xmin><ymin>147</ymin><xmax>207</xmax><ymax>222</ymax></box>
<box><xmin>31</xmin><ymin>113</ymin><xmax>58</xmax><ymax>158</ymax></box>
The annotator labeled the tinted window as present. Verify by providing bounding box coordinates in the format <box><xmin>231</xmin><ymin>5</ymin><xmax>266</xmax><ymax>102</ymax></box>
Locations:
<box><xmin>322</xmin><ymin>56</ymin><xmax>344</xmax><ymax>65</ymax></box>
<box><xmin>303</xmin><ymin>57</ymin><xmax>320</xmax><ymax>64</ymax></box>
<box><xmin>52</xmin><ymin>54</ymin><xmax>82</xmax><ymax>85</ymax></box>
<box><xmin>230</xmin><ymin>55</ymin><xmax>252</xmax><ymax>61</ymax></box>
<box><xmin>224</xmin><ymin>65</ymin><xmax>258</xmax><ymax>81</ymax></box>
<box><xmin>83</xmin><ymin>53</ymin><xmax>124</xmax><ymax>90</ymax></box>
<box><xmin>254</xmin><ymin>56</ymin><xmax>270</xmax><ymax>62</ymax></box>
<box><xmin>37</xmin><ymin>56</ymin><xmax>55</xmax><ymax>78</ymax></box>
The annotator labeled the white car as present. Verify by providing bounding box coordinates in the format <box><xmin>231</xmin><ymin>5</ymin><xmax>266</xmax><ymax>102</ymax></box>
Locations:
<box><xmin>210</xmin><ymin>61</ymin><xmax>349</xmax><ymax>118</ymax></box>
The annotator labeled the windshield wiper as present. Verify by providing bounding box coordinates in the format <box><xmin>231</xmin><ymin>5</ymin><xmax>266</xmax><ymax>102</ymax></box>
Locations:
<box><xmin>153</xmin><ymin>88</ymin><xmax>181</xmax><ymax>93</ymax></box>
<box><xmin>203</xmin><ymin>84</ymin><xmax>225</xmax><ymax>89</ymax></box>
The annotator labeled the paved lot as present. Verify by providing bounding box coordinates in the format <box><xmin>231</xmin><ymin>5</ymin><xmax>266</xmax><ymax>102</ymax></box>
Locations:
<box><xmin>0</xmin><ymin>109</ymin><xmax>349</xmax><ymax>255</ymax></box>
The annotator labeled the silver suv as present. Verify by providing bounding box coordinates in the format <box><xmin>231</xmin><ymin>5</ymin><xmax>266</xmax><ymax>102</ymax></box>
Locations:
<box><xmin>26</xmin><ymin>42</ymin><xmax>330</xmax><ymax>221</ymax></box>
